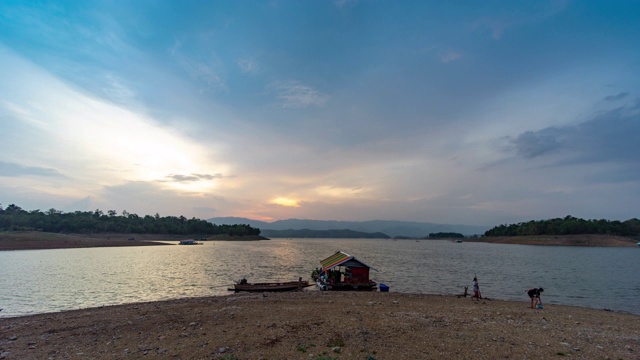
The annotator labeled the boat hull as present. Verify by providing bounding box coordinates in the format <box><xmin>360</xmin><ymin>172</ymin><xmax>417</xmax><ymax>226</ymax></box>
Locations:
<box><xmin>315</xmin><ymin>279</ymin><xmax>377</xmax><ymax>291</ymax></box>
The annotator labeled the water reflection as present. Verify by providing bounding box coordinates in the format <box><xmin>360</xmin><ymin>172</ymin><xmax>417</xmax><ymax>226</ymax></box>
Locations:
<box><xmin>0</xmin><ymin>239</ymin><xmax>639</xmax><ymax>317</ymax></box>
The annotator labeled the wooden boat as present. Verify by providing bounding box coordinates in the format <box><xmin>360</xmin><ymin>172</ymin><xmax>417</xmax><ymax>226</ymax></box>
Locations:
<box><xmin>228</xmin><ymin>278</ymin><xmax>312</xmax><ymax>292</ymax></box>
<box><xmin>313</xmin><ymin>251</ymin><xmax>378</xmax><ymax>291</ymax></box>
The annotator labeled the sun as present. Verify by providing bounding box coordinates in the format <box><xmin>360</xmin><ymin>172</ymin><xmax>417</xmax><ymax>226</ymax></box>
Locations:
<box><xmin>271</xmin><ymin>197</ymin><xmax>300</xmax><ymax>207</ymax></box>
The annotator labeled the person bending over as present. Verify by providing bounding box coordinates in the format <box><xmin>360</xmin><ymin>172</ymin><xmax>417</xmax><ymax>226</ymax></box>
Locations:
<box><xmin>527</xmin><ymin>288</ymin><xmax>544</xmax><ymax>308</ymax></box>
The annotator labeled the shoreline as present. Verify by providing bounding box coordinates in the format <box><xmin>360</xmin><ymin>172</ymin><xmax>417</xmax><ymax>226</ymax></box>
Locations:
<box><xmin>0</xmin><ymin>232</ymin><xmax>268</xmax><ymax>251</ymax></box>
<box><xmin>465</xmin><ymin>234</ymin><xmax>639</xmax><ymax>247</ymax></box>
<box><xmin>1</xmin><ymin>292</ymin><xmax>638</xmax><ymax>359</ymax></box>
<box><xmin>2</xmin><ymin>232</ymin><xmax>638</xmax><ymax>251</ymax></box>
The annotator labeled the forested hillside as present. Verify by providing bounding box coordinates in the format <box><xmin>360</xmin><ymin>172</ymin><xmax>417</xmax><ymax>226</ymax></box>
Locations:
<box><xmin>260</xmin><ymin>228</ymin><xmax>390</xmax><ymax>238</ymax></box>
<box><xmin>484</xmin><ymin>216</ymin><xmax>640</xmax><ymax>237</ymax></box>
<box><xmin>0</xmin><ymin>204</ymin><xmax>260</xmax><ymax>236</ymax></box>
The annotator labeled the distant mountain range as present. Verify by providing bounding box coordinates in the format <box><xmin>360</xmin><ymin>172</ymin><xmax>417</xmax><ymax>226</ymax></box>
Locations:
<box><xmin>207</xmin><ymin>217</ymin><xmax>490</xmax><ymax>238</ymax></box>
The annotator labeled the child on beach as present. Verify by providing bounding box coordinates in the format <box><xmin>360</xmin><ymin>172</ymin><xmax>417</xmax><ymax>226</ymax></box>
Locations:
<box><xmin>527</xmin><ymin>288</ymin><xmax>544</xmax><ymax>308</ymax></box>
<box><xmin>472</xmin><ymin>277</ymin><xmax>481</xmax><ymax>300</ymax></box>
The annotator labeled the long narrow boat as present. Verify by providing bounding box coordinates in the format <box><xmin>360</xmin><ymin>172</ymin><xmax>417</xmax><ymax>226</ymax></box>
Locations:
<box><xmin>228</xmin><ymin>278</ymin><xmax>312</xmax><ymax>292</ymax></box>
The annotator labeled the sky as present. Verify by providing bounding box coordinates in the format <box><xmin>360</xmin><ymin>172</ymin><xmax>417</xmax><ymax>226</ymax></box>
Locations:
<box><xmin>1</xmin><ymin>0</ymin><xmax>639</xmax><ymax>227</ymax></box>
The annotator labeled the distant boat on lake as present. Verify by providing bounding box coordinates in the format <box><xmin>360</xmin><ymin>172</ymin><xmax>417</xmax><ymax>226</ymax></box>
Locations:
<box><xmin>178</xmin><ymin>240</ymin><xmax>202</xmax><ymax>245</ymax></box>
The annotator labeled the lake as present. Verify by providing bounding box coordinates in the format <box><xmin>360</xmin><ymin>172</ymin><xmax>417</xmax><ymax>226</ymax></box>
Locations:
<box><xmin>1</xmin><ymin>239</ymin><xmax>639</xmax><ymax>317</ymax></box>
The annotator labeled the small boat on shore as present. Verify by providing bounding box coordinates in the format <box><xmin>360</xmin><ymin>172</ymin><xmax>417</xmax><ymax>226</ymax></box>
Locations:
<box><xmin>228</xmin><ymin>277</ymin><xmax>312</xmax><ymax>292</ymax></box>
<box><xmin>178</xmin><ymin>239</ymin><xmax>202</xmax><ymax>245</ymax></box>
<box><xmin>312</xmin><ymin>251</ymin><xmax>378</xmax><ymax>291</ymax></box>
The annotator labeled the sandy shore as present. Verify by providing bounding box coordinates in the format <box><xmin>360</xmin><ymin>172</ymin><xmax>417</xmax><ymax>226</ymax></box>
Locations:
<box><xmin>2</xmin><ymin>232</ymin><xmax>638</xmax><ymax>251</ymax></box>
<box><xmin>0</xmin><ymin>232</ymin><xmax>267</xmax><ymax>251</ymax></box>
<box><xmin>1</xmin><ymin>291</ymin><xmax>639</xmax><ymax>359</ymax></box>
<box><xmin>0</xmin><ymin>232</ymin><xmax>170</xmax><ymax>251</ymax></box>
<box><xmin>465</xmin><ymin>234</ymin><xmax>639</xmax><ymax>247</ymax></box>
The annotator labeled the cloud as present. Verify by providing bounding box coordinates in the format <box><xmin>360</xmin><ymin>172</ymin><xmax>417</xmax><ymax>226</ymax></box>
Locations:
<box><xmin>510</xmin><ymin>103</ymin><xmax>640</xmax><ymax>170</ymax></box>
<box><xmin>163</xmin><ymin>173</ymin><xmax>225</xmax><ymax>183</ymax></box>
<box><xmin>64</xmin><ymin>196</ymin><xmax>94</xmax><ymax>212</ymax></box>
<box><xmin>471</xmin><ymin>0</ymin><xmax>570</xmax><ymax>40</ymax></box>
<box><xmin>511</xmin><ymin>129</ymin><xmax>563</xmax><ymax>158</ymax></box>
<box><xmin>604</xmin><ymin>92</ymin><xmax>629</xmax><ymax>102</ymax></box>
<box><xmin>238</xmin><ymin>57</ymin><xmax>259</xmax><ymax>74</ymax></box>
<box><xmin>440</xmin><ymin>50</ymin><xmax>462</xmax><ymax>63</ymax></box>
<box><xmin>0</xmin><ymin>161</ymin><xmax>65</xmax><ymax>178</ymax></box>
<box><xmin>1</xmin><ymin>1</ymin><xmax>639</xmax><ymax>226</ymax></box>
<box><xmin>315</xmin><ymin>185</ymin><xmax>366</xmax><ymax>198</ymax></box>
<box><xmin>100</xmin><ymin>73</ymin><xmax>138</xmax><ymax>105</ymax></box>
<box><xmin>271</xmin><ymin>197</ymin><xmax>300</xmax><ymax>207</ymax></box>
<box><xmin>100</xmin><ymin>181</ymin><xmax>229</xmax><ymax>217</ymax></box>
<box><xmin>0</xmin><ymin>47</ymin><xmax>227</xmax><ymax>195</ymax></box>
<box><xmin>271</xmin><ymin>81</ymin><xmax>328</xmax><ymax>108</ymax></box>
<box><xmin>472</xmin><ymin>18</ymin><xmax>509</xmax><ymax>40</ymax></box>
<box><xmin>334</xmin><ymin>0</ymin><xmax>359</xmax><ymax>9</ymax></box>
<box><xmin>193</xmin><ymin>206</ymin><xmax>217</xmax><ymax>213</ymax></box>
<box><xmin>568</xmin><ymin>105</ymin><xmax>640</xmax><ymax>165</ymax></box>
<box><xmin>170</xmin><ymin>38</ymin><xmax>227</xmax><ymax>91</ymax></box>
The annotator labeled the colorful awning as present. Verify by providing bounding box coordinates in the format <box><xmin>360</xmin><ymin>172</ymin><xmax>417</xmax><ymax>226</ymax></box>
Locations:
<box><xmin>320</xmin><ymin>251</ymin><xmax>353</xmax><ymax>271</ymax></box>
<box><xmin>320</xmin><ymin>251</ymin><xmax>377</xmax><ymax>272</ymax></box>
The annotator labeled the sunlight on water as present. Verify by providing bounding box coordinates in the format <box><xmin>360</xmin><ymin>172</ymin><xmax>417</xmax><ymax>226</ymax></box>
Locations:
<box><xmin>0</xmin><ymin>239</ymin><xmax>639</xmax><ymax>317</ymax></box>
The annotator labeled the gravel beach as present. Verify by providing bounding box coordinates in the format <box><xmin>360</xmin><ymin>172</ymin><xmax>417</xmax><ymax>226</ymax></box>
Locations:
<box><xmin>1</xmin><ymin>291</ymin><xmax>639</xmax><ymax>359</ymax></box>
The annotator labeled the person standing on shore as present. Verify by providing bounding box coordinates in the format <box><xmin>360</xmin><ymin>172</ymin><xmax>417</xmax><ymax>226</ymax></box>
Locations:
<box><xmin>527</xmin><ymin>288</ymin><xmax>544</xmax><ymax>308</ymax></box>
<box><xmin>472</xmin><ymin>277</ymin><xmax>481</xmax><ymax>300</ymax></box>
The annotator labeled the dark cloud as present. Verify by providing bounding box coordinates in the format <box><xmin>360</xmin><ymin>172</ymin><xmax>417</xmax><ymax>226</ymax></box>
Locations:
<box><xmin>163</xmin><ymin>173</ymin><xmax>224</xmax><ymax>183</ymax></box>
<box><xmin>569</xmin><ymin>106</ymin><xmax>639</xmax><ymax>164</ymax></box>
<box><xmin>604</xmin><ymin>92</ymin><xmax>629</xmax><ymax>101</ymax></box>
<box><xmin>166</xmin><ymin>174</ymin><xmax>199</xmax><ymax>182</ymax></box>
<box><xmin>194</xmin><ymin>173</ymin><xmax>225</xmax><ymax>180</ymax></box>
<box><xmin>512</xmin><ymin>105</ymin><xmax>640</xmax><ymax>173</ymax></box>
<box><xmin>0</xmin><ymin>161</ymin><xmax>64</xmax><ymax>178</ymax></box>
<box><xmin>511</xmin><ymin>128</ymin><xmax>563</xmax><ymax>158</ymax></box>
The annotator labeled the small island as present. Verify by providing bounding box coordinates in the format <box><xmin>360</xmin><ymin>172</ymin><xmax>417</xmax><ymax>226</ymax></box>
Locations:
<box><xmin>473</xmin><ymin>215</ymin><xmax>640</xmax><ymax>247</ymax></box>
<box><xmin>0</xmin><ymin>204</ymin><xmax>266</xmax><ymax>251</ymax></box>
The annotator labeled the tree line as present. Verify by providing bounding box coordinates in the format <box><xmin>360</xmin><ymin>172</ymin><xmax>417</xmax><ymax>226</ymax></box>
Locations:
<box><xmin>261</xmin><ymin>228</ymin><xmax>390</xmax><ymax>239</ymax></box>
<box><xmin>484</xmin><ymin>215</ymin><xmax>640</xmax><ymax>237</ymax></box>
<box><xmin>427</xmin><ymin>232</ymin><xmax>465</xmax><ymax>239</ymax></box>
<box><xmin>0</xmin><ymin>203</ymin><xmax>261</xmax><ymax>236</ymax></box>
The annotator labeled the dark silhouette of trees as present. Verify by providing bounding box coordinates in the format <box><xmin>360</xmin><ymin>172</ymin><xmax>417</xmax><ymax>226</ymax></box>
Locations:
<box><xmin>0</xmin><ymin>203</ymin><xmax>260</xmax><ymax>236</ymax></box>
<box><xmin>484</xmin><ymin>215</ymin><xmax>639</xmax><ymax>237</ymax></box>
<box><xmin>427</xmin><ymin>232</ymin><xmax>465</xmax><ymax>239</ymax></box>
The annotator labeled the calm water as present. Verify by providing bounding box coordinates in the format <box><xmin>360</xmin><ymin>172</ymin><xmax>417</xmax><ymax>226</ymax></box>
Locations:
<box><xmin>1</xmin><ymin>239</ymin><xmax>639</xmax><ymax>317</ymax></box>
